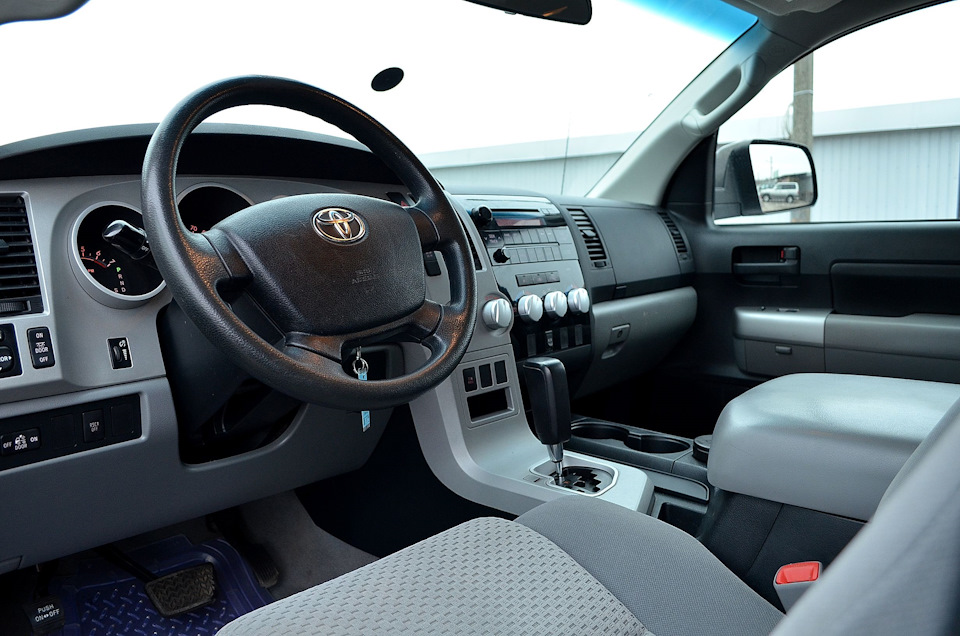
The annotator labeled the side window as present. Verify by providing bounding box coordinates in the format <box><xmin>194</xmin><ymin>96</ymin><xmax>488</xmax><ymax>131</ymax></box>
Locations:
<box><xmin>716</xmin><ymin>1</ymin><xmax>960</xmax><ymax>225</ymax></box>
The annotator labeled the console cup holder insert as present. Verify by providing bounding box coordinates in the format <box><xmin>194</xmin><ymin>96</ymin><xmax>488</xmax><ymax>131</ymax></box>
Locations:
<box><xmin>625</xmin><ymin>435</ymin><xmax>691</xmax><ymax>454</ymax></box>
<box><xmin>571</xmin><ymin>422</ymin><xmax>630</xmax><ymax>442</ymax></box>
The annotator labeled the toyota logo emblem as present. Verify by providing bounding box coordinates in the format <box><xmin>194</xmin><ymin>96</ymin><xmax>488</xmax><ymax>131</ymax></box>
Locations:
<box><xmin>313</xmin><ymin>208</ymin><xmax>367</xmax><ymax>244</ymax></box>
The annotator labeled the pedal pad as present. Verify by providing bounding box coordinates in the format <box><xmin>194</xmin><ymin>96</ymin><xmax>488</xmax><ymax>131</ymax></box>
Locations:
<box><xmin>242</xmin><ymin>543</ymin><xmax>280</xmax><ymax>589</ymax></box>
<box><xmin>144</xmin><ymin>563</ymin><xmax>217</xmax><ymax>618</ymax></box>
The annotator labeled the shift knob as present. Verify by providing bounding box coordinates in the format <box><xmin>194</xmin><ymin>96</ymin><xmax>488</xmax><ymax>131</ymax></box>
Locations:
<box><xmin>522</xmin><ymin>357</ymin><xmax>572</xmax><ymax>480</ymax></box>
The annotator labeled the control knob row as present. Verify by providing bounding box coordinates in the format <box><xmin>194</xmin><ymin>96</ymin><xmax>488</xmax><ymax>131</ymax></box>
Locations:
<box><xmin>517</xmin><ymin>288</ymin><xmax>590</xmax><ymax>323</ymax></box>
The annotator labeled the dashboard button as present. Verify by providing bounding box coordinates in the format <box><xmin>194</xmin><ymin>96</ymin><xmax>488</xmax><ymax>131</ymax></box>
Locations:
<box><xmin>110</xmin><ymin>403</ymin><xmax>136</xmax><ymax>437</ymax></box>
<box><xmin>108</xmin><ymin>337</ymin><xmax>133</xmax><ymax>369</ymax></box>
<box><xmin>462</xmin><ymin>368</ymin><xmax>478</xmax><ymax>393</ymax></box>
<box><xmin>479</xmin><ymin>364</ymin><xmax>493</xmax><ymax>388</ymax></box>
<box><xmin>27</xmin><ymin>327</ymin><xmax>55</xmax><ymax>369</ymax></box>
<box><xmin>50</xmin><ymin>414</ymin><xmax>75</xmax><ymax>449</ymax></box>
<box><xmin>0</xmin><ymin>346</ymin><xmax>14</xmax><ymax>373</ymax></box>
<box><xmin>494</xmin><ymin>360</ymin><xmax>508</xmax><ymax>384</ymax></box>
<box><xmin>82</xmin><ymin>410</ymin><xmax>105</xmax><ymax>442</ymax></box>
<box><xmin>1</xmin><ymin>429</ymin><xmax>39</xmax><ymax>455</ymax></box>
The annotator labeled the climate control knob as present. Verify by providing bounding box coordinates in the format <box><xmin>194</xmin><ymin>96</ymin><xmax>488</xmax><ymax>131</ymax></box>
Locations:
<box><xmin>567</xmin><ymin>287</ymin><xmax>591</xmax><ymax>315</ymax></box>
<box><xmin>516</xmin><ymin>294</ymin><xmax>544</xmax><ymax>324</ymax></box>
<box><xmin>543</xmin><ymin>291</ymin><xmax>568</xmax><ymax>320</ymax></box>
<box><xmin>482</xmin><ymin>298</ymin><xmax>513</xmax><ymax>332</ymax></box>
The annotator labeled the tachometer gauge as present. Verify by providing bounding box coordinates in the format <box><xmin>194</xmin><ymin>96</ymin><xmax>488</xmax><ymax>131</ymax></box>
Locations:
<box><xmin>178</xmin><ymin>184</ymin><xmax>252</xmax><ymax>233</ymax></box>
<box><xmin>72</xmin><ymin>203</ymin><xmax>165</xmax><ymax>308</ymax></box>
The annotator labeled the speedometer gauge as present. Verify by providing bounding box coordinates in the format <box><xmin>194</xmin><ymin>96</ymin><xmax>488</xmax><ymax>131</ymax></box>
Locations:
<box><xmin>72</xmin><ymin>203</ymin><xmax>165</xmax><ymax>308</ymax></box>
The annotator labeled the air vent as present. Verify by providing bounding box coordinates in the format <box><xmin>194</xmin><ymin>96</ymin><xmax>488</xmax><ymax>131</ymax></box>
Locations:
<box><xmin>657</xmin><ymin>210</ymin><xmax>689</xmax><ymax>256</ymax></box>
<box><xmin>567</xmin><ymin>208</ymin><xmax>608</xmax><ymax>263</ymax></box>
<box><xmin>0</xmin><ymin>195</ymin><xmax>43</xmax><ymax>316</ymax></box>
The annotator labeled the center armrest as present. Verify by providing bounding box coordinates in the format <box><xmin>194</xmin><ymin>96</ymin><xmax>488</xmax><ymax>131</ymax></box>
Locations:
<box><xmin>708</xmin><ymin>373</ymin><xmax>960</xmax><ymax>521</ymax></box>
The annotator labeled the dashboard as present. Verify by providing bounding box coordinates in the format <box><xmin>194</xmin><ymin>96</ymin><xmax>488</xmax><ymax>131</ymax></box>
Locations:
<box><xmin>0</xmin><ymin>124</ymin><xmax>697</xmax><ymax>571</ymax></box>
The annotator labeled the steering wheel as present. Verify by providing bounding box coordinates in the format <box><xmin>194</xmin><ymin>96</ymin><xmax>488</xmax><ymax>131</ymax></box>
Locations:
<box><xmin>141</xmin><ymin>76</ymin><xmax>477</xmax><ymax>411</ymax></box>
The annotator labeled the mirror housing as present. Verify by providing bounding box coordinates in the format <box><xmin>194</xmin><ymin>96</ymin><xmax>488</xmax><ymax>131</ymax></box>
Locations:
<box><xmin>462</xmin><ymin>0</ymin><xmax>591</xmax><ymax>25</ymax></box>
<box><xmin>0</xmin><ymin>0</ymin><xmax>88</xmax><ymax>26</ymax></box>
<box><xmin>714</xmin><ymin>140</ymin><xmax>817</xmax><ymax>219</ymax></box>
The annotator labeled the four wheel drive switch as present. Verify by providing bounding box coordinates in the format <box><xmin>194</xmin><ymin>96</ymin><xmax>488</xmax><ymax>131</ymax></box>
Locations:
<box><xmin>27</xmin><ymin>327</ymin><xmax>55</xmax><ymax>369</ymax></box>
<box><xmin>108</xmin><ymin>337</ymin><xmax>133</xmax><ymax>369</ymax></box>
<box><xmin>82</xmin><ymin>410</ymin><xmax>105</xmax><ymax>442</ymax></box>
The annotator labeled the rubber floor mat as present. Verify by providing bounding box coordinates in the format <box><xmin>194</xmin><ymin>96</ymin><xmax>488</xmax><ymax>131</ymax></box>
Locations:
<box><xmin>49</xmin><ymin>536</ymin><xmax>273</xmax><ymax>635</ymax></box>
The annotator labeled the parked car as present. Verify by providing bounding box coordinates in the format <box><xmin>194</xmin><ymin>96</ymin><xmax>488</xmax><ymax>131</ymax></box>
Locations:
<box><xmin>759</xmin><ymin>181</ymin><xmax>800</xmax><ymax>202</ymax></box>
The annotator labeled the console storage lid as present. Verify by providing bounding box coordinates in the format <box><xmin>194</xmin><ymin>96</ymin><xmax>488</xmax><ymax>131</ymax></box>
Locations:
<box><xmin>708</xmin><ymin>373</ymin><xmax>960</xmax><ymax>521</ymax></box>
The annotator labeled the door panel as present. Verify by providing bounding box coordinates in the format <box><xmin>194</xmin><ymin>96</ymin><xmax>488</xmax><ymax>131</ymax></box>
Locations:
<box><xmin>648</xmin><ymin>220</ymin><xmax>960</xmax><ymax>435</ymax></box>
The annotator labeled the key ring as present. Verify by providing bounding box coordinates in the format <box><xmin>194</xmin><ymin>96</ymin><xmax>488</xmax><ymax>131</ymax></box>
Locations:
<box><xmin>352</xmin><ymin>349</ymin><xmax>369</xmax><ymax>377</ymax></box>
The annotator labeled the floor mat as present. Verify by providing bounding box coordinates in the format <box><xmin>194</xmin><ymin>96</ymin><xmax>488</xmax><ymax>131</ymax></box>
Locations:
<box><xmin>49</xmin><ymin>536</ymin><xmax>272</xmax><ymax>636</ymax></box>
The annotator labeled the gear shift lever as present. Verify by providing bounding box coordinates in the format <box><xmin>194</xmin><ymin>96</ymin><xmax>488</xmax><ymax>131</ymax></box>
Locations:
<box><xmin>521</xmin><ymin>357</ymin><xmax>572</xmax><ymax>483</ymax></box>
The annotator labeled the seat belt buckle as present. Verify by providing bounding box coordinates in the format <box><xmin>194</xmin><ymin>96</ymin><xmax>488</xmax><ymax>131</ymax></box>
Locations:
<box><xmin>773</xmin><ymin>561</ymin><xmax>821</xmax><ymax>612</ymax></box>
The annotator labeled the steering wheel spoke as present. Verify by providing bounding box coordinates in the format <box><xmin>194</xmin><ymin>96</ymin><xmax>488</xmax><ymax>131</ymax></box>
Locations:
<box><xmin>406</xmin><ymin>206</ymin><xmax>440</xmax><ymax>252</ymax></box>
<box><xmin>405</xmin><ymin>299</ymin><xmax>444</xmax><ymax>343</ymax></box>
<box><xmin>199</xmin><ymin>228</ymin><xmax>253</xmax><ymax>292</ymax></box>
<box><xmin>283</xmin><ymin>331</ymin><xmax>344</xmax><ymax>363</ymax></box>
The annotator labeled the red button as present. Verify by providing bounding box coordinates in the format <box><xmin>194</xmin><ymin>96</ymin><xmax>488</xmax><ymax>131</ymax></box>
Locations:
<box><xmin>775</xmin><ymin>561</ymin><xmax>821</xmax><ymax>585</ymax></box>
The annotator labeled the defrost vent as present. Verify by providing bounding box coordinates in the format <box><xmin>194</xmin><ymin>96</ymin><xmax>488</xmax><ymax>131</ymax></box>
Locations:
<box><xmin>657</xmin><ymin>210</ymin><xmax>689</xmax><ymax>259</ymax></box>
<box><xmin>567</xmin><ymin>208</ymin><xmax>608</xmax><ymax>263</ymax></box>
<box><xmin>0</xmin><ymin>195</ymin><xmax>43</xmax><ymax>316</ymax></box>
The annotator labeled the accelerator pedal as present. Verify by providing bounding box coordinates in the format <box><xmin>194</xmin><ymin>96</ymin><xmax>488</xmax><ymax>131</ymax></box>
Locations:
<box><xmin>209</xmin><ymin>508</ymin><xmax>280</xmax><ymax>589</ymax></box>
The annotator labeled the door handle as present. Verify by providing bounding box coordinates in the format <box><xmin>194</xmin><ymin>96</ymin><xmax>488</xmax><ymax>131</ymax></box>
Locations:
<box><xmin>733</xmin><ymin>261</ymin><xmax>800</xmax><ymax>276</ymax></box>
<box><xmin>732</xmin><ymin>246</ymin><xmax>800</xmax><ymax>285</ymax></box>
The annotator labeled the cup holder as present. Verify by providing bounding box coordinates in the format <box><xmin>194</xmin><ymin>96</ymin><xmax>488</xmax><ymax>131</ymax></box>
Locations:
<box><xmin>625</xmin><ymin>435</ymin><xmax>691</xmax><ymax>454</ymax></box>
<box><xmin>571</xmin><ymin>422</ymin><xmax>630</xmax><ymax>442</ymax></box>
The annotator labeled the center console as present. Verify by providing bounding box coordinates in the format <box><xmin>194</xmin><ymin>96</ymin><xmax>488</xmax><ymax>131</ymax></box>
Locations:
<box><xmin>410</xmin><ymin>194</ymin><xmax>697</xmax><ymax>519</ymax></box>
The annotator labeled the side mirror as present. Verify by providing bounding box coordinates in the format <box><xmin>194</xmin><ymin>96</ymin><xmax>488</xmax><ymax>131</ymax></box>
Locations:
<box><xmin>714</xmin><ymin>140</ymin><xmax>817</xmax><ymax>219</ymax></box>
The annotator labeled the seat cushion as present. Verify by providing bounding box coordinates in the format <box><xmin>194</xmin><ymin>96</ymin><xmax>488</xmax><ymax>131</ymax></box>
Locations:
<box><xmin>518</xmin><ymin>496</ymin><xmax>783</xmax><ymax>636</ymax></box>
<box><xmin>217</xmin><ymin>516</ymin><xmax>651</xmax><ymax>635</ymax></box>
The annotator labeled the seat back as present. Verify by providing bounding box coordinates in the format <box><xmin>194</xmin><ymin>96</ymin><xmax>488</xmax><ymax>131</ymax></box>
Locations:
<box><xmin>770</xmin><ymin>398</ymin><xmax>960</xmax><ymax>635</ymax></box>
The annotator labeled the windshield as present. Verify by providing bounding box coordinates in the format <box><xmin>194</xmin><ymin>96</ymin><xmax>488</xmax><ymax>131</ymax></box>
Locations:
<box><xmin>0</xmin><ymin>0</ymin><xmax>755</xmax><ymax>195</ymax></box>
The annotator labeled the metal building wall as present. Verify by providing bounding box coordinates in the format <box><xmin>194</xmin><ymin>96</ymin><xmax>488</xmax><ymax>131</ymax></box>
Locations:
<box><xmin>811</xmin><ymin>127</ymin><xmax>960</xmax><ymax>222</ymax></box>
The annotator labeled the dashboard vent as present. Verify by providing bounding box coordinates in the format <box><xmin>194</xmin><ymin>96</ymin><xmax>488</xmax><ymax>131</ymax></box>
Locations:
<box><xmin>657</xmin><ymin>210</ymin><xmax>689</xmax><ymax>255</ymax></box>
<box><xmin>0</xmin><ymin>195</ymin><xmax>43</xmax><ymax>316</ymax></box>
<box><xmin>567</xmin><ymin>208</ymin><xmax>608</xmax><ymax>262</ymax></box>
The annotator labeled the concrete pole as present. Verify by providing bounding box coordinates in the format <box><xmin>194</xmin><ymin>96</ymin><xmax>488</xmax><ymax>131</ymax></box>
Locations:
<box><xmin>790</xmin><ymin>54</ymin><xmax>814</xmax><ymax>223</ymax></box>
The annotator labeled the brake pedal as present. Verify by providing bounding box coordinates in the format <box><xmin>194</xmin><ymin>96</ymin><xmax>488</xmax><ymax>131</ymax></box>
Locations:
<box><xmin>95</xmin><ymin>545</ymin><xmax>218</xmax><ymax>617</ymax></box>
<box><xmin>144</xmin><ymin>563</ymin><xmax>217</xmax><ymax>618</ymax></box>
